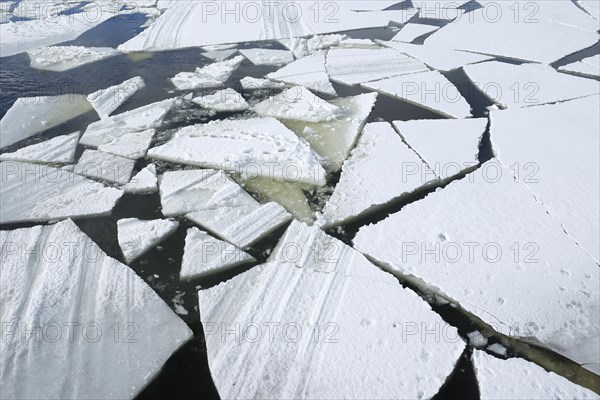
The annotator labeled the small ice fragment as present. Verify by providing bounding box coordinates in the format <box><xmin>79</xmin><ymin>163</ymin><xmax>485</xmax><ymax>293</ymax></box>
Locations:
<box><xmin>0</xmin><ymin>131</ymin><xmax>80</xmax><ymax>164</ymax></box>
<box><xmin>73</xmin><ymin>150</ymin><xmax>136</xmax><ymax>185</ymax></box>
<box><xmin>239</xmin><ymin>48</ymin><xmax>294</xmax><ymax>66</ymax></box>
<box><xmin>267</xmin><ymin>51</ymin><xmax>337</xmax><ymax>97</ymax></box>
<box><xmin>279</xmin><ymin>34</ymin><xmax>346</xmax><ymax>58</ymax></box>
<box><xmin>117</xmin><ymin>218</ymin><xmax>179</xmax><ymax>263</ymax></box>
<box><xmin>253</xmin><ymin>86</ymin><xmax>341</xmax><ymax>123</ymax></box>
<box><xmin>124</xmin><ymin>164</ymin><xmax>158</xmax><ymax>194</ymax></box>
<box><xmin>486</xmin><ymin>343</ymin><xmax>508</xmax><ymax>357</ymax></box>
<box><xmin>201</xmin><ymin>48</ymin><xmax>238</xmax><ymax>61</ymax></box>
<box><xmin>27</xmin><ymin>46</ymin><xmax>119</xmax><ymax>72</ymax></box>
<box><xmin>240</xmin><ymin>77</ymin><xmax>287</xmax><ymax>91</ymax></box>
<box><xmin>87</xmin><ymin>76</ymin><xmax>146</xmax><ymax>118</ymax></box>
<box><xmin>170</xmin><ymin>56</ymin><xmax>244</xmax><ymax>91</ymax></box>
<box><xmin>192</xmin><ymin>88</ymin><xmax>249</xmax><ymax>112</ymax></box>
<box><xmin>467</xmin><ymin>331</ymin><xmax>488</xmax><ymax>348</ymax></box>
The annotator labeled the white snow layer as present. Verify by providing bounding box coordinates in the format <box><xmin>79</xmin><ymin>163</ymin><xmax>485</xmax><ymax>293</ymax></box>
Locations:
<box><xmin>354</xmin><ymin>160</ymin><xmax>600</xmax><ymax>374</ymax></box>
<box><xmin>0</xmin><ymin>161</ymin><xmax>123</xmax><ymax>224</ymax></box>
<box><xmin>0</xmin><ymin>220</ymin><xmax>193</xmax><ymax>399</ymax></box>
<box><xmin>253</xmin><ymin>86</ymin><xmax>341</xmax><ymax>123</ymax></box>
<box><xmin>124</xmin><ymin>164</ymin><xmax>158</xmax><ymax>194</ymax></box>
<box><xmin>117</xmin><ymin>218</ymin><xmax>179</xmax><ymax>263</ymax></box>
<box><xmin>192</xmin><ymin>88</ymin><xmax>249</xmax><ymax>112</ymax></box>
<box><xmin>239</xmin><ymin>48</ymin><xmax>294</xmax><ymax>66</ymax></box>
<box><xmin>170</xmin><ymin>56</ymin><xmax>244</xmax><ymax>91</ymax></box>
<box><xmin>266</xmin><ymin>51</ymin><xmax>337</xmax><ymax>96</ymax></box>
<box><xmin>27</xmin><ymin>46</ymin><xmax>119</xmax><ymax>72</ymax></box>
<box><xmin>87</xmin><ymin>76</ymin><xmax>146</xmax><ymax>118</ymax></box>
<box><xmin>0</xmin><ymin>131</ymin><xmax>80</xmax><ymax>164</ymax></box>
<box><xmin>180</xmin><ymin>227</ymin><xmax>255</xmax><ymax>281</ymax></box>
<box><xmin>73</xmin><ymin>150</ymin><xmax>136</xmax><ymax>185</ymax></box>
<box><xmin>198</xmin><ymin>221</ymin><xmax>464</xmax><ymax>399</ymax></box>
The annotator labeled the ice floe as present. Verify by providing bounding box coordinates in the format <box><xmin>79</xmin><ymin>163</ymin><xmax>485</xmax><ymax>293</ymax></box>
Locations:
<box><xmin>148</xmin><ymin>117</ymin><xmax>326</xmax><ymax>186</ymax></box>
<box><xmin>170</xmin><ymin>55</ymin><xmax>244</xmax><ymax>91</ymax></box>
<box><xmin>462</xmin><ymin>61</ymin><xmax>599</xmax><ymax>109</ymax></box>
<box><xmin>27</xmin><ymin>46</ymin><xmax>119</xmax><ymax>72</ymax></box>
<box><xmin>117</xmin><ymin>217</ymin><xmax>179</xmax><ymax>263</ymax></box>
<box><xmin>0</xmin><ymin>131</ymin><xmax>80</xmax><ymax>164</ymax></box>
<box><xmin>201</xmin><ymin>48</ymin><xmax>238</xmax><ymax>61</ymax></box>
<box><xmin>240</xmin><ymin>77</ymin><xmax>287</xmax><ymax>91</ymax></box>
<box><xmin>0</xmin><ymin>220</ymin><xmax>192</xmax><ymax>399</ymax></box>
<box><xmin>391</xmin><ymin>23</ymin><xmax>440</xmax><ymax>43</ymax></box>
<box><xmin>318</xmin><ymin>122</ymin><xmax>437</xmax><ymax>228</ymax></box>
<box><xmin>1</xmin><ymin>95</ymin><xmax>93</xmax><ymax>149</ymax></box>
<box><xmin>239</xmin><ymin>48</ymin><xmax>294</xmax><ymax>66</ymax></box>
<box><xmin>97</xmin><ymin>128</ymin><xmax>155</xmax><ymax>160</ymax></box>
<box><xmin>393</xmin><ymin>118</ymin><xmax>486</xmax><ymax>180</ymax></box>
<box><xmin>558</xmin><ymin>54</ymin><xmax>600</xmax><ymax>79</ymax></box>
<box><xmin>73</xmin><ymin>149</ymin><xmax>136</xmax><ymax>185</ymax></box>
<box><xmin>279</xmin><ymin>34</ymin><xmax>346</xmax><ymax>58</ymax></box>
<box><xmin>363</xmin><ymin>70</ymin><xmax>472</xmax><ymax>118</ymax></box>
<box><xmin>87</xmin><ymin>76</ymin><xmax>146</xmax><ymax>119</ymax></box>
<box><xmin>242</xmin><ymin>177</ymin><xmax>314</xmax><ymax>223</ymax></box>
<box><xmin>354</xmin><ymin>160</ymin><xmax>600</xmax><ymax>373</ymax></box>
<box><xmin>180</xmin><ymin>227</ymin><xmax>255</xmax><ymax>281</ymax></box>
<box><xmin>253</xmin><ymin>86</ymin><xmax>341</xmax><ymax>123</ymax></box>
<box><xmin>326</xmin><ymin>48</ymin><xmax>429</xmax><ymax>86</ymax></box>
<box><xmin>198</xmin><ymin>221</ymin><xmax>464</xmax><ymax>399</ymax></box>
<box><xmin>266</xmin><ymin>51</ymin><xmax>337</xmax><ymax>97</ymax></box>
<box><xmin>192</xmin><ymin>88</ymin><xmax>249</xmax><ymax>112</ymax></box>
<box><xmin>467</xmin><ymin>332</ymin><xmax>488</xmax><ymax>349</ymax></box>
<box><xmin>124</xmin><ymin>164</ymin><xmax>158</xmax><ymax>194</ymax></box>
<box><xmin>0</xmin><ymin>161</ymin><xmax>123</xmax><ymax>224</ymax></box>
<box><xmin>491</xmin><ymin>95</ymin><xmax>600</xmax><ymax>262</ymax></box>
<box><xmin>472</xmin><ymin>351</ymin><xmax>598</xmax><ymax>399</ymax></box>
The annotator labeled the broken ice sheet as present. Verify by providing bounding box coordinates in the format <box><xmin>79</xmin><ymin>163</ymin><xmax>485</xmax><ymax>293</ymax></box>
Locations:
<box><xmin>318</xmin><ymin>122</ymin><xmax>437</xmax><ymax>228</ymax></box>
<box><xmin>240</xmin><ymin>77</ymin><xmax>287</xmax><ymax>91</ymax></box>
<box><xmin>73</xmin><ymin>149</ymin><xmax>135</xmax><ymax>185</ymax></box>
<box><xmin>180</xmin><ymin>227</ymin><xmax>255</xmax><ymax>281</ymax></box>
<box><xmin>472</xmin><ymin>350</ymin><xmax>598</xmax><ymax>399</ymax></box>
<box><xmin>391</xmin><ymin>23</ymin><xmax>440</xmax><ymax>43</ymax></box>
<box><xmin>170</xmin><ymin>55</ymin><xmax>244</xmax><ymax>91</ymax></box>
<box><xmin>198</xmin><ymin>221</ymin><xmax>464</xmax><ymax>399</ymax></box>
<box><xmin>491</xmin><ymin>95</ymin><xmax>600</xmax><ymax>262</ymax></box>
<box><xmin>158</xmin><ymin>169</ymin><xmax>292</xmax><ymax>248</ymax></box>
<box><xmin>148</xmin><ymin>117</ymin><xmax>326</xmax><ymax>186</ymax></box>
<box><xmin>362</xmin><ymin>70</ymin><xmax>472</xmax><ymax>118</ymax></box>
<box><xmin>27</xmin><ymin>46</ymin><xmax>119</xmax><ymax>72</ymax></box>
<box><xmin>462</xmin><ymin>61</ymin><xmax>599</xmax><ymax>109</ymax></box>
<box><xmin>0</xmin><ymin>95</ymin><xmax>93</xmax><ymax>149</ymax></box>
<box><xmin>118</xmin><ymin>218</ymin><xmax>179</xmax><ymax>263</ymax></box>
<box><xmin>354</xmin><ymin>160</ymin><xmax>600</xmax><ymax>373</ymax></box>
<box><xmin>97</xmin><ymin>128</ymin><xmax>155</xmax><ymax>160</ymax></box>
<box><xmin>239</xmin><ymin>48</ymin><xmax>294</xmax><ymax>66</ymax></box>
<box><xmin>0</xmin><ymin>131</ymin><xmax>80</xmax><ymax>164</ymax></box>
<box><xmin>253</xmin><ymin>86</ymin><xmax>341</xmax><ymax>123</ymax></box>
<box><xmin>393</xmin><ymin>118</ymin><xmax>486</xmax><ymax>180</ymax></box>
<box><xmin>266</xmin><ymin>51</ymin><xmax>337</xmax><ymax>97</ymax></box>
<box><xmin>558</xmin><ymin>54</ymin><xmax>600</xmax><ymax>79</ymax></box>
<box><xmin>87</xmin><ymin>76</ymin><xmax>146</xmax><ymax>119</ymax></box>
<box><xmin>124</xmin><ymin>164</ymin><xmax>158</xmax><ymax>194</ymax></box>
<box><xmin>201</xmin><ymin>48</ymin><xmax>238</xmax><ymax>61</ymax></box>
<box><xmin>326</xmin><ymin>48</ymin><xmax>429</xmax><ymax>86</ymax></box>
<box><xmin>0</xmin><ymin>161</ymin><xmax>123</xmax><ymax>224</ymax></box>
<box><xmin>192</xmin><ymin>88</ymin><xmax>249</xmax><ymax>112</ymax></box>
<box><xmin>0</xmin><ymin>220</ymin><xmax>192</xmax><ymax>399</ymax></box>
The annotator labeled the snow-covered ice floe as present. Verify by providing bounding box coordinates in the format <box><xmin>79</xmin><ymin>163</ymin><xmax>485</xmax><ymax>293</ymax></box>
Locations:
<box><xmin>0</xmin><ymin>220</ymin><xmax>192</xmax><ymax>399</ymax></box>
<box><xmin>472</xmin><ymin>350</ymin><xmax>599</xmax><ymax>399</ymax></box>
<box><xmin>198</xmin><ymin>221</ymin><xmax>464</xmax><ymax>399</ymax></box>
<box><xmin>97</xmin><ymin>129</ymin><xmax>155</xmax><ymax>160</ymax></box>
<box><xmin>180</xmin><ymin>227</ymin><xmax>255</xmax><ymax>281</ymax></box>
<box><xmin>0</xmin><ymin>131</ymin><xmax>80</xmax><ymax>164</ymax></box>
<box><xmin>393</xmin><ymin>118</ymin><xmax>486</xmax><ymax>180</ymax></box>
<box><xmin>124</xmin><ymin>164</ymin><xmax>158</xmax><ymax>194</ymax></box>
<box><xmin>158</xmin><ymin>169</ymin><xmax>292</xmax><ymax>248</ymax></box>
<box><xmin>201</xmin><ymin>48</ymin><xmax>238</xmax><ymax>62</ymax></box>
<box><xmin>318</xmin><ymin>122</ymin><xmax>437</xmax><ymax>228</ymax></box>
<box><xmin>73</xmin><ymin>150</ymin><xmax>136</xmax><ymax>185</ymax></box>
<box><xmin>253</xmin><ymin>86</ymin><xmax>341</xmax><ymax>123</ymax></box>
<box><xmin>170</xmin><ymin>56</ymin><xmax>244</xmax><ymax>91</ymax></box>
<box><xmin>0</xmin><ymin>161</ymin><xmax>123</xmax><ymax>224</ymax></box>
<box><xmin>1</xmin><ymin>95</ymin><xmax>93</xmax><ymax>149</ymax></box>
<box><xmin>267</xmin><ymin>51</ymin><xmax>337</xmax><ymax>97</ymax></box>
<box><xmin>87</xmin><ymin>76</ymin><xmax>146</xmax><ymax>119</ymax></box>
<box><xmin>240</xmin><ymin>77</ymin><xmax>287</xmax><ymax>91</ymax></box>
<box><xmin>462</xmin><ymin>61</ymin><xmax>599</xmax><ymax>109</ymax></box>
<box><xmin>354</xmin><ymin>160</ymin><xmax>600</xmax><ymax>374</ymax></box>
<box><xmin>391</xmin><ymin>23</ymin><xmax>440</xmax><ymax>43</ymax></box>
<box><xmin>279</xmin><ymin>34</ymin><xmax>346</xmax><ymax>58</ymax></box>
<box><xmin>27</xmin><ymin>46</ymin><xmax>119</xmax><ymax>72</ymax></box>
<box><xmin>192</xmin><ymin>88</ymin><xmax>249</xmax><ymax>112</ymax></box>
<box><xmin>239</xmin><ymin>48</ymin><xmax>294</xmax><ymax>66</ymax></box>
<box><xmin>148</xmin><ymin>117</ymin><xmax>326</xmax><ymax>186</ymax></box>
<box><xmin>491</xmin><ymin>95</ymin><xmax>600</xmax><ymax>263</ymax></box>
<box><xmin>558</xmin><ymin>54</ymin><xmax>600</xmax><ymax>79</ymax></box>
<box><xmin>118</xmin><ymin>218</ymin><xmax>179</xmax><ymax>263</ymax></box>
<box><xmin>362</xmin><ymin>70</ymin><xmax>472</xmax><ymax>118</ymax></box>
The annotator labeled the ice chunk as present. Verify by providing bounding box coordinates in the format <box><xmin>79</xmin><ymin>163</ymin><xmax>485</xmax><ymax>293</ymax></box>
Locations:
<box><xmin>491</xmin><ymin>95</ymin><xmax>600</xmax><ymax>262</ymax></box>
<box><xmin>267</xmin><ymin>52</ymin><xmax>337</xmax><ymax>97</ymax></box>
<box><xmin>391</xmin><ymin>23</ymin><xmax>440</xmax><ymax>43</ymax></box>
<box><xmin>279</xmin><ymin>34</ymin><xmax>346</xmax><ymax>58</ymax></box>
<box><xmin>73</xmin><ymin>150</ymin><xmax>135</xmax><ymax>185</ymax></box>
<box><xmin>425</xmin><ymin>3</ymin><xmax>599</xmax><ymax>64</ymax></box>
<box><xmin>253</xmin><ymin>86</ymin><xmax>341</xmax><ymax>123</ymax></box>
<box><xmin>558</xmin><ymin>54</ymin><xmax>600</xmax><ymax>79</ymax></box>
<box><xmin>240</xmin><ymin>77</ymin><xmax>287</xmax><ymax>91</ymax></box>
<box><xmin>97</xmin><ymin>128</ymin><xmax>154</xmax><ymax>160</ymax></box>
<box><xmin>148</xmin><ymin>117</ymin><xmax>326</xmax><ymax>186</ymax></box>
<box><xmin>363</xmin><ymin>70</ymin><xmax>472</xmax><ymax>118</ymax></box>
<box><xmin>318</xmin><ymin>122</ymin><xmax>437</xmax><ymax>228</ymax></box>
<box><xmin>0</xmin><ymin>161</ymin><xmax>123</xmax><ymax>224</ymax></box>
<box><xmin>467</xmin><ymin>331</ymin><xmax>488</xmax><ymax>349</ymax></box>
<box><xmin>379</xmin><ymin>41</ymin><xmax>494</xmax><ymax>72</ymax></box>
<box><xmin>180</xmin><ymin>227</ymin><xmax>255</xmax><ymax>280</ymax></box>
<box><xmin>0</xmin><ymin>220</ymin><xmax>192</xmax><ymax>399</ymax></box>
<box><xmin>284</xmin><ymin>92</ymin><xmax>378</xmax><ymax>171</ymax></box>
<box><xmin>124</xmin><ymin>164</ymin><xmax>158</xmax><ymax>194</ymax></box>
<box><xmin>87</xmin><ymin>76</ymin><xmax>146</xmax><ymax>119</ymax></box>
<box><xmin>1</xmin><ymin>95</ymin><xmax>93</xmax><ymax>149</ymax></box>
<box><xmin>118</xmin><ymin>218</ymin><xmax>179</xmax><ymax>263</ymax></box>
<box><xmin>201</xmin><ymin>48</ymin><xmax>238</xmax><ymax>61</ymax></box>
<box><xmin>354</xmin><ymin>160</ymin><xmax>600</xmax><ymax>373</ymax></box>
<box><xmin>472</xmin><ymin>350</ymin><xmax>598</xmax><ymax>399</ymax></box>
<box><xmin>79</xmin><ymin>98</ymin><xmax>175</xmax><ymax>147</ymax></box>
<box><xmin>393</xmin><ymin>118</ymin><xmax>486</xmax><ymax>180</ymax></box>
<box><xmin>0</xmin><ymin>131</ymin><xmax>80</xmax><ymax>164</ymax></box>
<box><xmin>326</xmin><ymin>48</ymin><xmax>429</xmax><ymax>86</ymax></box>
<box><xmin>239</xmin><ymin>48</ymin><xmax>294</xmax><ymax>66</ymax></box>
<box><xmin>463</xmin><ymin>61</ymin><xmax>599</xmax><ymax>109</ymax></box>
<box><xmin>192</xmin><ymin>88</ymin><xmax>249</xmax><ymax>112</ymax></box>
<box><xmin>27</xmin><ymin>46</ymin><xmax>119</xmax><ymax>72</ymax></box>
<box><xmin>198</xmin><ymin>221</ymin><xmax>464</xmax><ymax>399</ymax></box>
<box><xmin>486</xmin><ymin>344</ymin><xmax>508</xmax><ymax>358</ymax></box>
<box><xmin>170</xmin><ymin>56</ymin><xmax>244</xmax><ymax>91</ymax></box>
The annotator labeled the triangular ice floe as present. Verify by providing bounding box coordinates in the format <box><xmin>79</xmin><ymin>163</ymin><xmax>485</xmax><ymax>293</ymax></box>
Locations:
<box><xmin>124</xmin><ymin>164</ymin><xmax>158</xmax><ymax>194</ymax></box>
<box><xmin>87</xmin><ymin>76</ymin><xmax>146</xmax><ymax>118</ymax></box>
<box><xmin>267</xmin><ymin>52</ymin><xmax>337</xmax><ymax>97</ymax></box>
<box><xmin>117</xmin><ymin>217</ymin><xmax>180</xmax><ymax>263</ymax></box>
<box><xmin>253</xmin><ymin>86</ymin><xmax>341</xmax><ymax>123</ymax></box>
